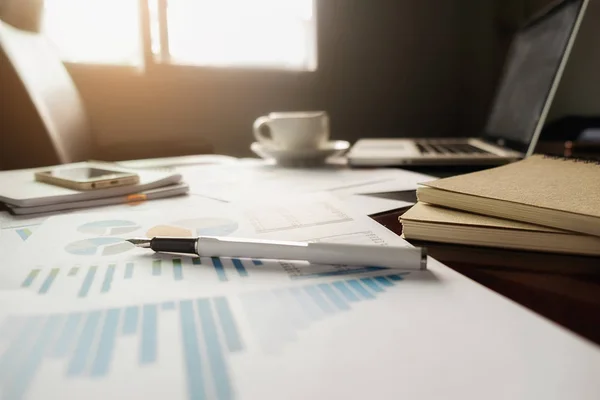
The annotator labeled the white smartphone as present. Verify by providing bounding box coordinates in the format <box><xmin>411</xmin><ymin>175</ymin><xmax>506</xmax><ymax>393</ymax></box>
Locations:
<box><xmin>34</xmin><ymin>166</ymin><xmax>140</xmax><ymax>190</ymax></box>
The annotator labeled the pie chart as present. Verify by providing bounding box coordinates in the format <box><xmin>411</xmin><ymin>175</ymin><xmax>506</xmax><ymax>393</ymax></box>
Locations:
<box><xmin>65</xmin><ymin>237</ymin><xmax>135</xmax><ymax>256</ymax></box>
<box><xmin>146</xmin><ymin>218</ymin><xmax>239</xmax><ymax>238</ymax></box>
<box><xmin>77</xmin><ymin>220</ymin><xmax>141</xmax><ymax>236</ymax></box>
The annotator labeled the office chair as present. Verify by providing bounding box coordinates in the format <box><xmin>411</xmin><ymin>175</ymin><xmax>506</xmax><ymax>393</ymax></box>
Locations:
<box><xmin>0</xmin><ymin>18</ymin><xmax>214</xmax><ymax>171</ymax></box>
<box><xmin>0</xmin><ymin>18</ymin><xmax>92</xmax><ymax>170</ymax></box>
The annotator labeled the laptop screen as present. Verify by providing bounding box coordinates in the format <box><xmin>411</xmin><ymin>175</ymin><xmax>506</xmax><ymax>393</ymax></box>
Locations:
<box><xmin>483</xmin><ymin>0</ymin><xmax>584</xmax><ymax>153</ymax></box>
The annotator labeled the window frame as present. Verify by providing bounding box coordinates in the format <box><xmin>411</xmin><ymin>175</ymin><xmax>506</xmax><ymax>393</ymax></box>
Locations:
<box><xmin>128</xmin><ymin>0</ymin><xmax>316</xmax><ymax>74</ymax></box>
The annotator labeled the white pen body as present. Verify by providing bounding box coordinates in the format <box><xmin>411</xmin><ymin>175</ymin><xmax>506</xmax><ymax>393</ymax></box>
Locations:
<box><xmin>195</xmin><ymin>237</ymin><xmax>426</xmax><ymax>270</ymax></box>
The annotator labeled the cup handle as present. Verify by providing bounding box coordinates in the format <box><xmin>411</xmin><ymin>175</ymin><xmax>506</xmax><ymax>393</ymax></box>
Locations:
<box><xmin>253</xmin><ymin>116</ymin><xmax>272</xmax><ymax>144</ymax></box>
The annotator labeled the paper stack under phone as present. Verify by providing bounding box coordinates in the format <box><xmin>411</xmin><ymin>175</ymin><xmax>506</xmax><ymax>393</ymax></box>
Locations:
<box><xmin>0</xmin><ymin>161</ymin><xmax>188</xmax><ymax>215</ymax></box>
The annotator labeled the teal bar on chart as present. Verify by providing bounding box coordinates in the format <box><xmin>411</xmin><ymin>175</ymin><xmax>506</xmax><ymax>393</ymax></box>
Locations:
<box><xmin>78</xmin><ymin>266</ymin><xmax>98</xmax><ymax>298</ymax></box>
<box><xmin>140</xmin><ymin>305</ymin><xmax>157</xmax><ymax>364</ymax></box>
<box><xmin>152</xmin><ymin>260</ymin><xmax>162</xmax><ymax>276</ymax></box>
<box><xmin>124</xmin><ymin>262</ymin><xmax>134</xmax><ymax>279</ymax></box>
<box><xmin>21</xmin><ymin>269</ymin><xmax>40</xmax><ymax>288</ymax></box>
<box><xmin>317</xmin><ymin>283</ymin><xmax>350</xmax><ymax>311</ymax></box>
<box><xmin>6</xmin><ymin>315</ymin><xmax>62</xmax><ymax>400</ymax></box>
<box><xmin>360</xmin><ymin>278</ymin><xmax>384</xmax><ymax>293</ymax></box>
<box><xmin>68</xmin><ymin>267</ymin><xmax>79</xmax><ymax>276</ymax></box>
<box><xmin>332</xmin><ymin>281</ymin><xmax>360</xmax><ymax>302</ymax></box>
<box><xmin>289</xmin><ymin>287</ymin><xmax>323</xmax><ymax>321</ymax></box>
<box><xmin>231</xmin><ymin>258</ymin><xmax>248</xmax><ymax>277</ymax></box>
<box><xmin>51</xmin><ymin>313</ymin><xmax>82</xmax><ymax>357</ymax></box>
<box><xmin>252</xmin><ymin>259</ymin><xmax>263</xmax><ymax>266</ymax></box>
<box><xmin>374</xmin><ymin>276</ymin><xmax>394</xmax><ymax>287</ymax></box>
<box><xmin>122</xmin><ymin>306</ymin><xmax>139</xmax><ymax>335</ymax></box>
<box><xmin>67</xmin><ymin>311</ymin><xmax>102</xmax><ymax>376</ymax></box>
<box><xmin>91</xmin><ymin>309</ymin><xmax>120</xmax><ymax>376</ymax></box>
<box><xmin>346</xmin><ymin>279</ymin><xmax>375</xmax><ymax>300</ymax></box>
<box><xmin>179</xmin><ymin>300</ymin><xmax>206</xmax><ymax>400</ymax></box>
<box><xmin>214</xmin><ymin>297</ymin><xmax>243</xmax><ymax>352</ymax></box>
<box><xmin>197</xmin><ymin>299</ymin><xmax>232</xmax><ymax>400</ymax></box>
<box><xmin>211</xmin><ymin>257</ymin><xmax>227</xmax><ymax>282</ymax></box>
<box><xmin>172</xmin><ymin>259</ymin><xmax>183</xmax><ymax>281</ymax></box>
<box><xmin>304</xmin><ymin>285</ymin><xmax>336</xmax><ymax>314</ymax></box>
<box><xmin>0</xmin><ymin>316</ymin><xmax>42</xmax><ymax>379</ymax></box>
<box><xmin>38</xmin><ymin>269</ymin><xmax>59</xmax><ymax>294</ymax></box>
<box><xmin>101</xmin><ymin>265</ymin><xmax>116</xmax><ymax>293</ymax></box>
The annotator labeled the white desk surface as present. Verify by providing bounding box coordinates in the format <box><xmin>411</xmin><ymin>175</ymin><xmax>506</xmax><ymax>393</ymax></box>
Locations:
<box><xmin>0</xmin><ymin>161</ymin><xmax>598</xmax><ymax>400</ymax></box>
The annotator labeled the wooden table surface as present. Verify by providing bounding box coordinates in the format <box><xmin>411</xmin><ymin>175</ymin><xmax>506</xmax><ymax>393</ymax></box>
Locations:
<box><xmin>372</xmin><ymin>207</ymin><xmax>600</xmax><ymax>346</ymax></box>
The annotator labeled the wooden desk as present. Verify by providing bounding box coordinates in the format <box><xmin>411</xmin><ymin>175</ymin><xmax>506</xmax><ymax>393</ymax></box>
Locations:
<box><xmin>372</xmin><ymin>208</ymin><xmax>600</xmax><ymax>346</ymax></box>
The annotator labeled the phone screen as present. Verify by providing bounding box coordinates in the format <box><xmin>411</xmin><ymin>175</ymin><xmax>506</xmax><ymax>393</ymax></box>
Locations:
<box><xmin>41</xmin><ymin>167</ymin><xmax>131</xmax><ymax>182</ymax></box>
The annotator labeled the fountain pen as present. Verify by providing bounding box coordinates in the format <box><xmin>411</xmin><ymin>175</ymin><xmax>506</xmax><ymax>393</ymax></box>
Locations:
<box><xmin>126</xmin><ymin>236</ymin><xmax>427</xmax><ymax>270</ymax></box>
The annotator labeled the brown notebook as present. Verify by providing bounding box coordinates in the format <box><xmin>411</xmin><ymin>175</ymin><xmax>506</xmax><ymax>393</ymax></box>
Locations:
<box><xmin>401</xmin><ymin>202</ymin><xmax>600</xmax><ymax>256</ymax></box>
<box><xmin>417</xmin><ymin>155</ymin><xmax>600</xmax><ymax>237</ymax></box>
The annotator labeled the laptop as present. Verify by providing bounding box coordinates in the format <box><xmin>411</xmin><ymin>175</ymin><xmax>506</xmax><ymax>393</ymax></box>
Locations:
<box><xmin>347</xmin><ymin>0</ymin><xmax>589</xmax><ymax>167</ymax></box>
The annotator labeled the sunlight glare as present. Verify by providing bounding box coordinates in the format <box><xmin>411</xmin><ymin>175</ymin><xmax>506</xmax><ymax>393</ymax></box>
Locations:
<box><xmin>42</xmin><ymin>0</ymin><xmax>141</xmax><ymax>65</ymax></box>
<box><xmin>166</xmin><ymin>0</ymin><xmax>316</xmax><ymax>69</ymax></box>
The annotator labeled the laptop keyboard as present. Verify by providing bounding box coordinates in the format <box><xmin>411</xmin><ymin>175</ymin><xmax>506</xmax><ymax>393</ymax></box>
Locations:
<box><xmin>417</xmin><ymin>142</ymin><xmax>492</xmax><ymax>155</ymax></box>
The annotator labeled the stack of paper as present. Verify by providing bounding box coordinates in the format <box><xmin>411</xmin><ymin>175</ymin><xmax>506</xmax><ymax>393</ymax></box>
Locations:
<box><xmin>0</xmin><ymin>161</ymin><xmax>188</xmax><ymax>215</ymax></box>
<box><xmin>401</xmin><ymin>155</ymin><xmax>600</xmax><ymax>256</ymax></box>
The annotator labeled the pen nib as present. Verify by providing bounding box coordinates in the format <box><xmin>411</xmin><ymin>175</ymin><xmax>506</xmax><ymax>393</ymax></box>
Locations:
<box><xmin>126</xmin><ymin>238</ymin><xmax>152</xmax><ymax>248</ymax></box>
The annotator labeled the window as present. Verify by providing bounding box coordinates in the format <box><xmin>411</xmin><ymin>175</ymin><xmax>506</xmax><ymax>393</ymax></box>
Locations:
<box><xmin>42</xmin><ymin>0</ymin><xmax>317</xmax><ymax>70</ymax></box>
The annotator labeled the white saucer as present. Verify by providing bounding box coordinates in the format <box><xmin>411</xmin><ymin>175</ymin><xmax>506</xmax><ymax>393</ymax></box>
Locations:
<box><xmin>251</xmin><ymin>141</ymin><xmax>351</xmax><ymax>167</ymax></box>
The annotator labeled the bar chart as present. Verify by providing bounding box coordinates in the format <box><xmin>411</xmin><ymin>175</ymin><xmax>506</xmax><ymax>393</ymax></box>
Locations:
<box><xmin>19</xmin><ymin>257</ymin><xmax>265</xmax><ymax>298</ymax></box>
<box><xmin>240</xmin><ymin>273</ymin><xmax>408</xmax><ymax>354</ymax></box>
<box><xmin>0</xmin><ymin>297</ymin><xmax>243</xmax><ymax>400</ymax></box>
<box><xmin>0</xmin><ymin>273</ymin><xmax>408</xmax><ymax>399</ymax></box>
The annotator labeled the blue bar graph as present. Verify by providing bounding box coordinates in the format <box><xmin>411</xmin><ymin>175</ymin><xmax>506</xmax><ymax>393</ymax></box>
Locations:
<box><xmin>214</xmin><ymin>297</ymin><xmax>243</xmax><ymax>352</ymax></box>
<box><xmin>242</xmin><ymin>274</ymin><xmax>407</xmax><ymax>354</ymax></box>
<box><xmin>0</xmin><ymin>316</ymin><xmax>42</xmax><ymax>379</ymax></box>
<box><xmin>197</xmin><ymin>299</ymin><xmax>232</xmax><ymax>400</ymax></box>
<box><xmin>91</xmin><ymin>309</ymin><xmax>120</xmax><ymax>376</ymax></box>
<box><xmin>5</xmin><ymin>315</ymin><xmax>62</xmax><ymax>400</ymax></box>
<box><xmin>332</xmin><ymin>281</ymin><xmax>360</xmax><ymax>302</ymax></box>
<box><xmin>152</xmin><ymin>260</ymin><xmax>162</xmax><ymax>276</ymax></box>
<box><xmin>211</xmin><ymin>257</ymin><xmax>227</xmax><ymax>282</ymax></box>
<box><xmin>374</xmin><ymin>276</ymin><xmax>394</xmax><ymax>287</ymax></box>
<box><xmin>317</xmin><ymin>283</ymin><xmax>350</xmax><ymax>311</ymax></box>
<box><xmin>0</xmin><ymin>272</ymin><xmax>408</xmax><ymax>400</ymax></box>
<box><xmin>179</xmin><ymin>300</ymin><xmax>206</xmax><ymax>400</ymax></box>
<box><xmin>21</xmin><ymin>269</ymin><xmax>40</xmax><ymax>288</ymax></box>
<box><xmin>252</xmin><ymin>259</ymin><xmax>263</xmax><ymax>266</ymax></box>
<box><xmin>67</xmin><ymin>311</ymin><xmax>101</xmax><ymax>376</ymax></box>
<box><xmin>140</xmin><ymin>305</ymin><xmax>157</xmax><ymax>364</ymax></box>
<box><xmin>78</xmin><ymin>266</ymin><xmax>98</xmax><ymax>298</ymax></box>
<box><xmin>231</xmin><ymin>259</ymin><xmax>248</xmax><ymax>277</ymax></box>
<box><xmin>346</xmin><ymin>279</ymin><xmax>375</xmax><ymax>299</ymax></box>
<box><xmin>122</xmin><ymin>306</ymin><xmax>139</xmax><ymax>335</ymax></box>
<box><xmin>101</xmin><ymin>265</ymin><xmax>116</xmax><ymax>293</ymax></box>
<box><xmin>38</xmin><ymin>269</ymin><xmax>59</xmax><ymax>294</ymax></box>
<box><xmin>172</xmin><ymin>259</ymin><xmax>183</xmax><ymax>281</ymax></box>
<box><xmin>304</xmin><ymin>285</ymin><xmax>336</xmax><ymax>314</ymax></box>
<box><xmin>51</xmin><ymin>313</ymin><xmax>82</xmax><ymax>357</ymax></box>
<box><xmin>289</xmin><ymin>287</ymin><xmax>324</xmax><ymax>321</ymax></box>
<box><xmin>124</xmin><ymin>262</ymin><xmax>134</xmax><ymax>279</ymax></box>
<box><xmin>360</xmin><ymin>278</ymin><xmax>384</xmax><ymax>293</ymax></box>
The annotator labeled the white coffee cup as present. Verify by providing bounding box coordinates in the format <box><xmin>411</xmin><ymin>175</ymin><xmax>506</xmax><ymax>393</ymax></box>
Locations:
<box><xmin>253</xmin><ymin>111</ymin><xmax>330</xmax><ymax>150</ymax></box>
